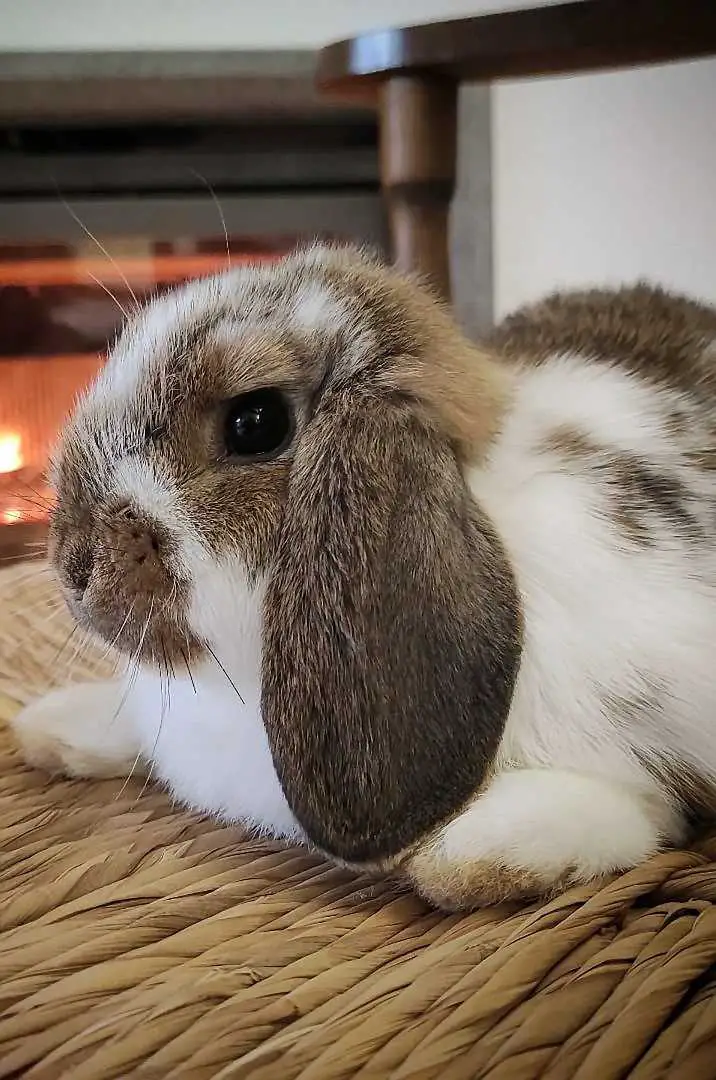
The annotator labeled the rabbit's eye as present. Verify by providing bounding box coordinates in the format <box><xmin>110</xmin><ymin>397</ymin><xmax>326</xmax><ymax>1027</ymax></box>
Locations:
<box><xmin>224</xmin><ymin>388</ymin><xmax>294</xmax><ymax>460</ymax></box>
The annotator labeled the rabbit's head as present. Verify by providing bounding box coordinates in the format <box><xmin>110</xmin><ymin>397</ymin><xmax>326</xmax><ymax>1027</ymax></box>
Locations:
<box><xmin>50</xmin><ymin>244</ymin><xmax>523</xmax><ymax>863</ymax></box>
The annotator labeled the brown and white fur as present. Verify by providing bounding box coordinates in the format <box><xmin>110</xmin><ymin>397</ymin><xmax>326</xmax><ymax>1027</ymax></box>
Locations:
<box><xmin>12</xmin><ymin>244</ymin><xmax>716</xmax><ymax>909</ymax></box>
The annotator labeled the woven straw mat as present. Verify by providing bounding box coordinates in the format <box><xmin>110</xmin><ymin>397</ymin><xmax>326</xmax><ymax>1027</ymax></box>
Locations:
<box><xmin>0</xmin><ymin>562</ymin><xmax>715</xmax><ymax>1080</ymax></box>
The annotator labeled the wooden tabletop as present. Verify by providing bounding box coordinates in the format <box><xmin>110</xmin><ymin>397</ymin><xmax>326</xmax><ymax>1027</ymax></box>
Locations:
<box><xmin>317</xmin><ymin>0</ymin><xmax>716</xmax><ymax>93</ymax></box>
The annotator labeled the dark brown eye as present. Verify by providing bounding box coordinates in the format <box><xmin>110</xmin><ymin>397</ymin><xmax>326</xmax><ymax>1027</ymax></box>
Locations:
<box><xmin>224</xmin><ymin>388</ymin><xmax>293</xmax><ymax>460</ymax></box>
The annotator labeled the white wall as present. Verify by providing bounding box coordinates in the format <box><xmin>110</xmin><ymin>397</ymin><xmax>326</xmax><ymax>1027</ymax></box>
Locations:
<box><xmin>493</xmin><ymin>58</ymin><xmax>716</xmax><ymax>316</ymax></box>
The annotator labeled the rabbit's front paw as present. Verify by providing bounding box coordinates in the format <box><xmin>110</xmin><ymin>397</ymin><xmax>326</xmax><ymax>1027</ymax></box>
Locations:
<box><xmin>407</xmin><ymin>768</ymin><xmax>683</xmax><ymax>910</ymax></box>
<box><xmin>11</xmin><ymin>681</ymin><xmax>143</xmax><ymax>779</ymax></box>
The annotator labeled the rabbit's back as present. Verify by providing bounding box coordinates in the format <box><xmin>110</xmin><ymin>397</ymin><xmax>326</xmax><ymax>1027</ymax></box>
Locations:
<box><xmin>471</xmin><ymin>286</ymin><xmax>716</xmax><ymax>818</ymax></box>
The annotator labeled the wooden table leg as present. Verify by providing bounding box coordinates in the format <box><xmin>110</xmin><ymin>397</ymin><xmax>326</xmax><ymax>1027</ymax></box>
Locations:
<box><xmin>379</xmin><ymin>75</ymin><xmax>457</xmax><ymax>301</ymax></box>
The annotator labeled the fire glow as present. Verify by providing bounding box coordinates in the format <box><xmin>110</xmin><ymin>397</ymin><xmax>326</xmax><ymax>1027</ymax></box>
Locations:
<box><xmin>0</xmin><ymin>430</ymin><xmax>48</xmax><ymax>527</ymax></box>
<box><xmin>0</xmin><ymin>432</ymin><xmax>24</xmax><ymax>524</ymax></box>
<box><xmin>0</xmin><ymin>432</ymin><xmax>22</xmax><ymax>474</ymax></box>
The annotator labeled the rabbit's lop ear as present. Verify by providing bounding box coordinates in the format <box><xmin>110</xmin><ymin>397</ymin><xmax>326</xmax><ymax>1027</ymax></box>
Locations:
<box><xmin>261</xmin><ymin>379</ymin><xmax>523</xmax><ymax>866</ymax></box>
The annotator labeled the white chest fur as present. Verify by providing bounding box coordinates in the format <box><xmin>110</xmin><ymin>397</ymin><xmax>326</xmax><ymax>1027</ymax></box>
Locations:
<box><xmin>128</xmin><ymin>662</ymin><xmax>301</xmax><ymax>839</ymax></box>
<box><xmin>128</xmin><ymin>552</ymin><xmax>301</xmax><ymax>840</ymax></box>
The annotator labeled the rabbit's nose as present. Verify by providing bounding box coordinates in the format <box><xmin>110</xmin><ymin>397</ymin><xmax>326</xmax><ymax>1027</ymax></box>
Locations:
<box><xmin>103</xmin><ymin>503</ymin><xmax>164</xmax><ymax>577</ymax></box>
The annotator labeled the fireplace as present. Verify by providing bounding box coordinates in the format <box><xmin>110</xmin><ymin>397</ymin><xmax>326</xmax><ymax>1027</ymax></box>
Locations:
<box><xmin>0</xmin><ymin>112</ymin><xmax>383</xmax><ymax>560</ymax></box>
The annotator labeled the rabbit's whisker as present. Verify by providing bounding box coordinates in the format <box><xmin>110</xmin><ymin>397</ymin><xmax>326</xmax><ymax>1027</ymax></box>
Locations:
<box><xmin>206</xmin><ymin>643</ymin><xmax>245</xmax><ymax>706</ymax></box>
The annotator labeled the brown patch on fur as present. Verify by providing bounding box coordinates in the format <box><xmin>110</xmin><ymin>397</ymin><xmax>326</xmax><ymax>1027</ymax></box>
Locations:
<box><xmin>314</xmin><ymin>250</ymin><xmax>514</xmax><ymax>461</ymax></box>
<box><xmin>650</xmin><ymin>760</ymin><xmax>716</xmax><ymax>826</ymax></box>
<box><xmin>406</xmin><ymin>841</ymin><xmax>548</xmax><ymax>910</ymax></box>
<box><xmin>601</xmin><ymin>685</ymin><xmax>668</xmax><ymax>728</ymax></box>
<box><xmin>489</xmin><ymin>283</ymin><xmax>716</xmax><ymax>399</ymax></box>
<box><xmin>601</xmin><ymin>686</ymin><xmax>716</xmax><ymax>827</ymax></box>
<box><xmin>540</xmin><ymin>426</ymin><xmax>595</xmax><ymax>462</ymax></box>
<box><xmin>262</xmin><ymin>386</ymin><xmax>523</xmax><ymax>864</ymax></box>
<box><xmin>177</xmin><ymin>455</ymin><xmax>291</xmax><ymax>583</ymax></box>
<box><xmin>679</xmin><ymin>773</ymin><xmax>716</xmax><ymax>825</ymax></box>
<box><xmin>665</xmin><ymin>407</ymin><xmax>691</xmax><ymax>439</ymax></box>
<box><xmin>539</xmin><ymin>424</ymin><xmax>704</xmax><ymax>548</ymax></box>
<box><xmin>685</xmin><ymin>445</ymin><xmax>716</xmax><ymax>472</ymax></box>
<box><xmin>609</xmin><ymin>499</ymin><xmax>655</xmax><ymax>550</ymax></box>
<box><xmin>636</xmin><ymin>751</ymin><xmax>716</xmax><ymax>828</ymax></box>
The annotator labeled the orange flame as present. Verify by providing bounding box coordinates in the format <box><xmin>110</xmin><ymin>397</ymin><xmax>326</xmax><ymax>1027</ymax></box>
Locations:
<box><xmin>0</xmin><ymin>432</ymin><xmax>23</xmax><ymax>474</ymax></box>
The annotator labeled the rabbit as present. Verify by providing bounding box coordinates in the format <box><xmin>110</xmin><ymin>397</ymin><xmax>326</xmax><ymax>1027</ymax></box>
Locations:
<box><xmin>10</xmin><ymin>242</ymin><xmax>716</xmax><ymax>910</ymax></box>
